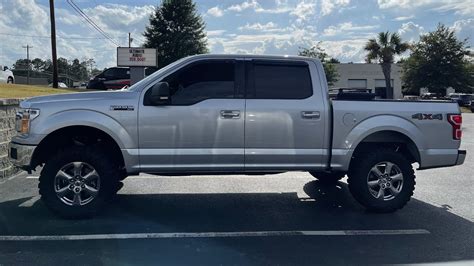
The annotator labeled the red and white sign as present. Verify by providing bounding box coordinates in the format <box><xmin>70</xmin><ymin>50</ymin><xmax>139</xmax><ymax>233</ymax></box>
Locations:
<box><xmin>117</xmin><ymin>47</ymin><xmax>157</xmax><ymax>67</ymax></box>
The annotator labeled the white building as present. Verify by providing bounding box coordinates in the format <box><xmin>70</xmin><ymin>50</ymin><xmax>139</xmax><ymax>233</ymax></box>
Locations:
<box><xmin>332</xmin><ymin>63</ymin><xmax>402</xmax><ymax>99</ymax></box>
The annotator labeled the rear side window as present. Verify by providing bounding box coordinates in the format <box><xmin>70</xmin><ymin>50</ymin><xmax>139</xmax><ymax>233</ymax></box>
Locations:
<box><xmin>251</xmin><ymin>62</ymin><xmax>312</xmax><ymax>99</ymax></box>
<box><xmin>104</xmin><ymin>68</ymin><xmax>129</xmax><ymax>79</ymax></box>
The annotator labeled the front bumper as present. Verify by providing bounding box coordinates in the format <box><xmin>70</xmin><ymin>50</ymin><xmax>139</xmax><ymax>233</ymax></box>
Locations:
<box><xmin>455</xmin><ymin>150</ymin><xmax>466</xmax><ymax>165</ymax></box>
<box><xmin>9</xmin><ymin>142</ymin><xmax>36</xmax><ymax>171</ymax></box>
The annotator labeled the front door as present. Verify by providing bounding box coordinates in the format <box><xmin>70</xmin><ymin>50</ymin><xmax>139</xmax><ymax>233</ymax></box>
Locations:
<box><xmin>244</xmin><ymin>60</ymin><xmax>327</xmax><ymax>170</ymax></box>
<box><xmin>138</xmin><ymin>59</ymin><xmax>245</xmax><ymax>172</ymax></box>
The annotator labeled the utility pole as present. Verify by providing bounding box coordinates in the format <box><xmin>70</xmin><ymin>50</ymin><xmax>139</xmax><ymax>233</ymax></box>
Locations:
<box><xmin>128</xmin><ymin>32</ymin><xmax>133</xmax><ymax>48</ymax></box>
<box><xmin>22</xmin><ymin>45</ymin><xmax>33</xmax><ymax>85</ymax></box>
<box><xmin>49</xmin><ymin>0</ymin><xmax>58</xmax><ymax>88</ymax></box>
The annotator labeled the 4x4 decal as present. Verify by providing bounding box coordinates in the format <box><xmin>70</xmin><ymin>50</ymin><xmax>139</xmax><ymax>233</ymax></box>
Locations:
<box><xmin>412</xmin><ymin>113</ymin><xmax>443</xmax><ymax>120</ymax></box>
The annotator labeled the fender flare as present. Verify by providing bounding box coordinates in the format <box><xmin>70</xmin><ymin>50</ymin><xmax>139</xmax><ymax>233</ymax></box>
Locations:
<box><xmin>338</xmin><ymin>115</ymin><xmax>425</xmax><ymax>170</ymax></box>
<box><xmin>33</xmin><ymin>109</ymin><xmax>136</xmax><ymax>149</ymax></box>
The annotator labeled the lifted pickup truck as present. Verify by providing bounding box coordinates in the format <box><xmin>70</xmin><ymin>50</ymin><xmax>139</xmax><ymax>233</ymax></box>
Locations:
<box><xmin>10</xmin><ymin>54</ymin><xmax>466</xmax><ymax>218</ymax></box>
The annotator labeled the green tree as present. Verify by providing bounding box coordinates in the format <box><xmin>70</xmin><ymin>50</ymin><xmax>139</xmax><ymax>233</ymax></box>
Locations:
<box><xmin>402</xmin><ymin>24</ymin><xmax>473</xmax><ymax>96</ymax></box>
<box><xmin>143</xmin><ymin>0</ymin><xmax>208</xmax><ymax>69</ymax></box>
<box><xmin>298</xmin><ymin>43</ymin><xmax>339</xmax><ymax>86</ymax></box>
<box><xmin>365</xmin><ymin>32</ymin><xmax>409</xmax><ymax>98</ymax></box>
<box><xmin>31</xmin><ymin>58</ymin><xmax>46</xmax><ymax>71</ymax></box>
<box><xmin>12</xmin><ymin>59</ymin><xmax>30</xmax><ymax>70</ymax></box>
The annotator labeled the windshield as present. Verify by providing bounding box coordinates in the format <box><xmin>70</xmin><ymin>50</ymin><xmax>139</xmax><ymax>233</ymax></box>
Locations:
<box><xmin>126</xmin><ymin>57</ymin><xmax>189</xmax><ymax>92</ymax></box>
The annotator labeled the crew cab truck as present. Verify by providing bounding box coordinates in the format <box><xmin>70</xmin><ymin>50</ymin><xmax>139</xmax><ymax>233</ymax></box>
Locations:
<box><xmin>10</xmin><ymin>54</ymin><xmax>466</xmax><ymax>218</ymax></box>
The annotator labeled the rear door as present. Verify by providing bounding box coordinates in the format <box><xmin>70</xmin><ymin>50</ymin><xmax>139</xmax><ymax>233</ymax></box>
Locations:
<box><xmin>244</xmin><ymin>60</ymin><xmax>327</xmax><ymax>170</ymax></box>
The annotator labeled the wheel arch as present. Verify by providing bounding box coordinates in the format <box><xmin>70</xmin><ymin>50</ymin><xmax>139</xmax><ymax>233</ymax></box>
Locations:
<box><xmin>31</xmin><ymin>125</ymin><xmax>125</xmax><ymax>170</ymax></box>
<box><xmin>350</xmin><ymin>130</ymin><xmax>421</xmax><ymax>164</ymax></box>
<box><xmin>343</xmin><ymin>115</ymin><xmax>424</xmax><ymax>172</ymax></box>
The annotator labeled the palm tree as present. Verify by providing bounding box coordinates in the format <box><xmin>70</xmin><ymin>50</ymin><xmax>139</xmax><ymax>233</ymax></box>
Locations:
<box><xmin>365</xmin><ymin>32</ymin><xmax>409</xmax><ymax>99</ymax></box>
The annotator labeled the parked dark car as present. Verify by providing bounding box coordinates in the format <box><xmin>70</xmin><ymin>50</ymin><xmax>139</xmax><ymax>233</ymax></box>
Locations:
<box><xmin>471</xmin><ymin>101</ymin><xmax>474</xmax><ymax>112</ymax></box>
<box><xmin>87</xmin><ymin>67</ymin><xmax>130</xmax><ymax>90</ymax></box>
<box><xmin>449</xmin><ymin>93</ymin><xmax>472</xmax><ymax>107</ymax></box>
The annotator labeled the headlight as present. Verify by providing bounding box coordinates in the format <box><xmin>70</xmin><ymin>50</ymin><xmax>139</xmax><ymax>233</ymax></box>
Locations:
<box><xmin>16</xmin><ymin>108</ymin><xmax>40</xmax><ymax>135</ymax></box>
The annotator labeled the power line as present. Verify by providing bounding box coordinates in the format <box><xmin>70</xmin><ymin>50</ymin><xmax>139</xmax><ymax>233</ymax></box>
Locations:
<box><xmin>67</xmin><ymin>0</ymin><xmax>119</xmax><ymax>46</ymax></box>
<box><xmin>0</xmin><ymin>32</ymin><xmax>126</xmax><ymax>40</ymax></box>
<box><xmin>66</xmin><ymin>0</ymin><xmax>120</xmax><ymax>46</ymax></box>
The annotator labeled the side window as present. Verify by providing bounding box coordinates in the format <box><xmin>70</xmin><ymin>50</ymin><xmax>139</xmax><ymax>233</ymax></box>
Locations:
<box><xmin>162</xmin><ymin>60</ymin><xmax>236</xmax><ymax>105</ymax></box>
<box><xmin>118</xmin><ymin>68</ymin><xmax>130</xmax><ymax>79</ymax></box>
<box><xmin>250</xmin><ymin>62</ymin><xmax>312</xmax><ymax>99</ymax></box>
<box><xmin>103</xmin><ymin>68</ymin><xmax>117</xmax><ymax>78</ymax></box>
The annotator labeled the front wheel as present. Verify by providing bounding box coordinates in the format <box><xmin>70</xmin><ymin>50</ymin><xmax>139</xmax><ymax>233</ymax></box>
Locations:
<box><xmin>39</xmin><ymin>147</ymin><xmax>120</xmax><ymax>218</ymax></box>
<box><xmin>7</xmin><ymin>77</ymin><xmax>13</xmax><ymax>84</ymax></box>
<box><xmin>348</xmin><ymin>148</ymin><xmax>415</xmax><ymax>212</ymax></box>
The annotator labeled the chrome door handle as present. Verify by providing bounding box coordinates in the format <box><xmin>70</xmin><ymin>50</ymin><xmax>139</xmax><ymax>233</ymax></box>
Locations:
<box><xmin>220</xmin><ymin>110</ymin><xmax>240</xmax><ymax>119</ymax></box>
<box><xmin>301</xmin><ymin>111</ymin><xmax>320</xmax><ymax>119</ymax></box>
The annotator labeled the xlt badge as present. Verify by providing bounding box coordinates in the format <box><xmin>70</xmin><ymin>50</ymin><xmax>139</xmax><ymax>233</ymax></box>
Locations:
<box><xmin>110</xmin><ymin>105</ymin><xmax>134</xmax><ymax>111</ymax></box>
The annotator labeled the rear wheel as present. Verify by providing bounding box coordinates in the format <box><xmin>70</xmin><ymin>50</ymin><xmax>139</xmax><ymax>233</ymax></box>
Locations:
<box><xmin>309</xmin><ymin>172</ymin><xmax>345</xmax><ymax>184</ymax></box>
<box><xmin>39</xmin><ymin>146</ymin><xmax>120</xmax><ymax>218</ymax></box>
<box><xmin>348</xmin><ymin>148</ymin><xmax>415</xmax><ymax>212</ymax></box>
<box><xmin>7</xmin><ymin>77</ymin><xmax>13</xmax><ymax>84</ymax></box>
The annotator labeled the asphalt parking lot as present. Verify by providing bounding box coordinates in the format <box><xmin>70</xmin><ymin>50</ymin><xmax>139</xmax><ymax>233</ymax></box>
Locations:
<box><xmin>0</xmin><ymin>114</ymin><xmax>473</xmax><ymax>265</ymax></box>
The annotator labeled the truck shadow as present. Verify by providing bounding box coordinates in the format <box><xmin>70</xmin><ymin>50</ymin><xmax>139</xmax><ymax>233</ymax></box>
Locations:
<box><xmin>0</xmin><ymin>180</ymin><xmax>473</xmax><ymax>265</ymax></box>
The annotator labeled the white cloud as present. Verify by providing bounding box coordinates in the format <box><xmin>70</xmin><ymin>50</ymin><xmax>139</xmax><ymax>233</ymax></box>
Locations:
<box><xmin>208</xmin><ymin>24</ymin><xmax>317</xmax><ymax>57</ymax></box>
<box><xmin>80</xmin><ymin>4</ymin><xmax>154</xmax><ymax>35</ymax></box>
<box><xmin>207</xmin><ymin>6</ymin><xmax>224</xmax><ymax>17</ymax></box>
<box><xmin>290</xmin><ymin>1</ymin><xmax>316</xmax><ymax>21</ymax></box>
<box><xmin>377</xmin><ymin>0</ymin><xmax>473</xmax><ymax>16</ymax></box>
<box><xmin>321</xmin><ymin>0</ymin><xmax>350</xmax><ymax>16</ymax></box>
<box><xmin>434</xmin><ymin>1</ymin><xmax>474</xmax><ymax>16</ymax></box>
<box><xmin>320</xmin><ymin>39</ymin><xmax>367</xmax><ymax>63</ymax></box>
<box><xmin>0</xmin><ymin>0</ymin><xmax>50</xmax><ymax>66</ymax></box>
<box><xmin>451</xmin><ymin>18</ymin><xmax>474</xmax><ymax>42</ymax></box>
<box><xmin>323</xmin><ymin>22</ymin><xmax>378</xmax><ymax>37</ymax></box>
<box><xmin>377</xmin><ymin>0</ymin><xmax>428</xmax><ymax>9</ymax></box>
<box><xmin>238</xmin><ymin>22</ymin><xmax>278</xmax><ymax>31</ymax></box>
<box><xmin>393</xmin><ymin>15</ymin><xmax>415</xmax><ymax>21</ymax></box>
<box><xmin>227</xmin><ymin>0</ymin><xmax>260</xmax><ymax>12</ymax></box>
<box><xmin>226</xmin><ymin>0</ymin><xmax>291</xmax><ymax>14</ymax></box>
<box><xmin>207</xmin><ymin>30</ymin><xmax>227</xmax><ymax>37</ymax></box>
<box><xmin>397</xmin><ymin>22</ymin><xmax>424</xmax><ymax>42</ymax></box>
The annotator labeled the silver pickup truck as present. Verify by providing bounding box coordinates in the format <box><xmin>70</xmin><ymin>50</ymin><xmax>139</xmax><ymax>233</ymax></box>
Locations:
<box><xmin>10</xmin><ymin>54</ymin><xmax>466</xmax><ymax>218</ymax></box>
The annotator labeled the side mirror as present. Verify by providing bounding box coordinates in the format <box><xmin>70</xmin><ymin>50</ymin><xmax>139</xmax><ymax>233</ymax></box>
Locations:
<box><xmin>3</xmin><ymin>66</ymin><xmax>8</xmax><ymax>71</ymax></box>
<box><xmin>149</xmin><ymin>82</ymin><xmax>170</xmax><ymax>105</ymax></box>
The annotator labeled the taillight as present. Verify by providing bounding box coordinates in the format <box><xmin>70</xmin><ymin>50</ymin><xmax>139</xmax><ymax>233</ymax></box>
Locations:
<box><xmin>447</xmin><ymin>114</ymin><xmax>462</xmax><ymax>140</ymax></box>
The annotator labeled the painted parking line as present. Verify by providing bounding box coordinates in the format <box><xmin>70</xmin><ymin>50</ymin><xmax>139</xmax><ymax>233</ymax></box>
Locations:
<box><xmin>0</xmin><ymin>229</ymin><xmax>430</xmax><ymax>241</ymax></box>
<box><xmin>25</xmin><ymin>175</ymin><xmax>311</xmax><ymax>179</ymax></box>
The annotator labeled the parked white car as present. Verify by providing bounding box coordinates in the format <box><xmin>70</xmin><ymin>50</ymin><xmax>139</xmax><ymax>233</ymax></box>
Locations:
<box><xmin>0</xmin><ymin>65</ymin><xmax>14</xmax><ymax>84</ymax></box>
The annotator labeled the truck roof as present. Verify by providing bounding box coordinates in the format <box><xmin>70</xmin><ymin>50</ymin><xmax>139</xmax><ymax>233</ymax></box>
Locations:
<box><xmin>186</xmin><ymin>53</ymin><xmax>320</xmax><ymax>62</ymax></box>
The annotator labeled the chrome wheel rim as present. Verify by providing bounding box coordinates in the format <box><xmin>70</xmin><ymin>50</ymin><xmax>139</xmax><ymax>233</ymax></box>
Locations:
<box><xmin>367</xmin><ymin>161</ymin><xmax>403</xmax><ymax>201</ymax></box>
<box><xmin>54</xmin><ymin>162</ymin><xmax>100</xmax><ymax>206</ymax></box>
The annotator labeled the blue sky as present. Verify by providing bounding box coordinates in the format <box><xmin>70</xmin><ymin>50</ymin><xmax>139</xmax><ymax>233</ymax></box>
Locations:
<box><xmin>0</xmin><ymin>0</ymin><xmax>472</xmax><ymax>69</ymax></box>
